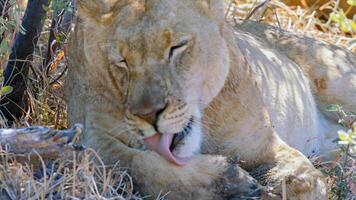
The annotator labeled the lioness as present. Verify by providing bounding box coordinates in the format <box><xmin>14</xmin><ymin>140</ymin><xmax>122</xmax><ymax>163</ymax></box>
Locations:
<box><xmin>67</xmin><ymin>0</ymin><xmax>355</xmax><ymax>199</ymax></box>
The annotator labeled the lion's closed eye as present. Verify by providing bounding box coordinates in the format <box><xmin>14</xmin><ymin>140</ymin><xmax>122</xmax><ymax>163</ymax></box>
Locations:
<box><xmin>107</xmin><ymin>59</ymin><xmax>129</xmax><ymax>95</ymax></box>
<box><xmin>168</xmin><ymin>36</ymin><xmax>192</xmax><ymax>62</ymax></box>
<box><xmin>111</xmin><ymin>59</ymin><xmax>129</xmax><ymax>70</ymax></box>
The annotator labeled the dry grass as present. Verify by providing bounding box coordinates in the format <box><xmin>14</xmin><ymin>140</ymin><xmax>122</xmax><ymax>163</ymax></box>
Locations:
<box><xmin>0</xmin><ymin>1</ymin><xmax>355</xmax><ymax>199</ymax></box>
<box><xmin>231</xmin><ymin>0</ymin><xmax>355</xmax><ymax>52</ymax></box>
<box><xmin>0</xmin><ymin>147</ymin><xmax>144</xmax><ymax>199</ymax></box>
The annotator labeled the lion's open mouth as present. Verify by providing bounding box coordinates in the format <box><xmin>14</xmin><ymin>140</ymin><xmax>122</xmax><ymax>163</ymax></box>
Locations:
<box><xmin>143</xmin><ymin>118</ymin><xmax>194</xmax><ymax>166</ymax></box>
<box><xmin>170</xmin><ymin>118</ymin><xmax>193</xmax><ymax>151</ymax></box>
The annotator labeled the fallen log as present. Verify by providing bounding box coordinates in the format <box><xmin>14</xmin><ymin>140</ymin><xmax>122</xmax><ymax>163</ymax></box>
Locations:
<box><xmin>0</xmin><ymin>124</ymin><xmax>84</xmax><ymax>165</ymax></box>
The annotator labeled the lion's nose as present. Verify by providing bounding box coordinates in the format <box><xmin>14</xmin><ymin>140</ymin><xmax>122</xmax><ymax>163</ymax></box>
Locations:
<box><xmin>138</xmin><ymin>110</ymin><xmax>162</xmax><ymax>125</ymax></box>
<box><xmin>131</xmin><ymin>103</ymin><xmax>166</xmax><ymax>125</ymax></box>
<box><xmin>128</xmin><ymin>75</ymin><xmax>167</xmax><ymax>125</ymax></box>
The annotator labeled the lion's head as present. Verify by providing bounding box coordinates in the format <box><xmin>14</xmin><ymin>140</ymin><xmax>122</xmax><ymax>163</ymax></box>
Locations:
<box><xmin>76</xmin><ymin>0</ymin><xmax>231</xmax><ymax>165</ymax></box>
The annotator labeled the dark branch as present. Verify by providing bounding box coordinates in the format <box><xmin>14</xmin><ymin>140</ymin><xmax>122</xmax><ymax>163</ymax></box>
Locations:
<box><xmin>0</xmin><ymin>0</ymin><xmax>51</xmax><ymax>124</ymax></box>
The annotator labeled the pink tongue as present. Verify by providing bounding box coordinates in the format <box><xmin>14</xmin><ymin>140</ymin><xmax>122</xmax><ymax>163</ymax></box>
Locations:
<box><xmin>144</xmin><ymin>133</ymin><xmax>190</xmax><ymax>166</ymax></box>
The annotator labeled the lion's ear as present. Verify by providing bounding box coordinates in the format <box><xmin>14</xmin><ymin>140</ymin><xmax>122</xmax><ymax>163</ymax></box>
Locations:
<box><xmin>77</xmin><ymin>0</ymin><xmax>120</xmax><ymax>18</ymax></box>
<box><xmin>209</xmin><ymin>0</ymin><xmax>227</xmax><ymax>19</ymax></box>
<box><xmin>198</xmin><ymin>0</ymin><xmax>227</xmax><ymax>20</ymax></box>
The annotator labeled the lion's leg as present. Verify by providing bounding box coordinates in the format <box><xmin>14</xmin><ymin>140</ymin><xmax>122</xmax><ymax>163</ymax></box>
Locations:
<box><xmin>298</xmin><ymin>53</ymin><xmax>356</xmax><ymax>115</ymax></box>
<box><xmin>254</xmin><ymin>141</ymin><xmax>327</xmax><ymax>200</ymax></box>
<box><xmin>84</xmin><ymin>131</ymin><xmax>270</xmax><ymax>199</ymax></box>
<box><xmin>131</xmin><ymin>152</ymin><xmax>271</xmax><ymax>200</ymax></box>
<box><xmin>216</xmin><ymin>130</ymin><xmax>327</xmax><ymax>199</ymax></box>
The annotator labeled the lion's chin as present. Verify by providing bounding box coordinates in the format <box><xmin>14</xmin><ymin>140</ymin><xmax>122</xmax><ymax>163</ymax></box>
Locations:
<box><xmin>144</xmin><ymin>133</ymin><xmax>191</xmax><ymax>166</ymax></box>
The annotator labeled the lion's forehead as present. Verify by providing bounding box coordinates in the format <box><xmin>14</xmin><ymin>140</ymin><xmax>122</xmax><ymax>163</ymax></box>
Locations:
<box><xmin>115</xmin><ymin>24</ymin><xmax>173</xmax><ymax>47</ymax></box>
<box><xmin>106</xmin><ymin>0</ymin><xmax>216</xmax><ymax>61</ymax></box>
<box><xmin>118</xmin><ymin>0</ymin><xmax>194</xmax><ymax>20</ymax></box>
<box><xmin>111</xmin><ymin>23</ymin><xmax>189</xmax><ymax>65</ymax></box>
<box><xmin>114</xmin><ymin>0</ymin><xmax>205</xmax><ymax>36</ymax></box>
<box><xmin>115</xmin><ymin>0</ymin><xmax>182</xmax><ymax>27</ymax></box>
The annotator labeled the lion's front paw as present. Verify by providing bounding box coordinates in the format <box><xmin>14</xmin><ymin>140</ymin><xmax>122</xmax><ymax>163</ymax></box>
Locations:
<box><xmin>212</xmin><ymin>162</ymin><xmax>279</xmax><ymax>199</ymax></box>
<box><xmin>132</xmin><ymin>152</ymin><xmax>280</xmax><ymax>200</ymax></box>
<box><xmin>270</xmin><ymin>169</ymin><xmax>327</xmax><ymax>200</ymax></box>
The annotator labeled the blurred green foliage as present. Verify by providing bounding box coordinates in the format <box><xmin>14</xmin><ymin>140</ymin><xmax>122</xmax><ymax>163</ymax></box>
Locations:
<box><xmin>330</xmin><ymin>0</ymin><xmax>356</xmax><ymax>33</ymax></box>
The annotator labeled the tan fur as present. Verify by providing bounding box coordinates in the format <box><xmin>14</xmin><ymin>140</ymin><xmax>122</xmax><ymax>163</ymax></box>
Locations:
<box><xmin>67</xmin><ymin>0</ymin><xmax>355</xmax><ymax>199</ymax></box>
